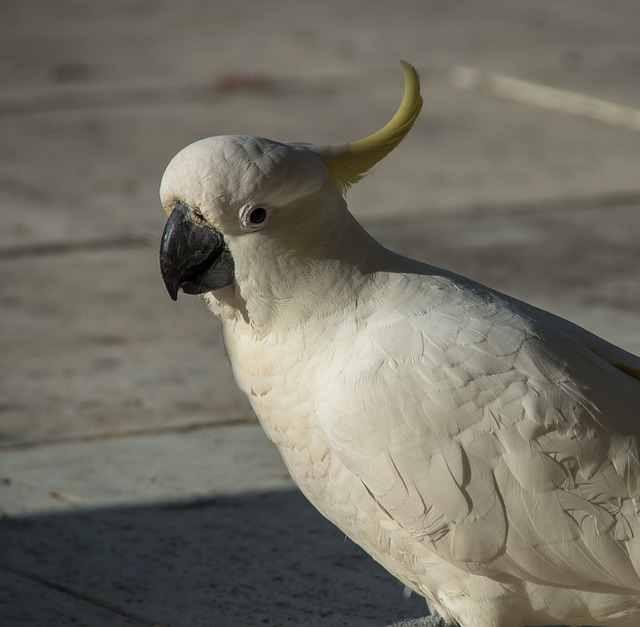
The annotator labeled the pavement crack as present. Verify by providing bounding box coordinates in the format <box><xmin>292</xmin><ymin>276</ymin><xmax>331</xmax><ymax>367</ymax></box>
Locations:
<box><xmin>363</xmin><ymin>188</ymin><xmax>640</xmax><ymax>228</ymax></box>
<box><xmin>0</xmin><ymin>83</ymin><xmax>215</xmax><ymax>116</ymax></box>
<box><xmin>0</xmin><ymin>416</ymin><xmax>257</xmax><ymax>451</ymax></box>
<box><xmin>0</xmin><ymin>562</ymin><xmax>161</xmax><ymax>625</ymax></box>
<box><xmin>0</xmin><ymin>235</ymin><xmax>153</xmax><ymax>259</ymax></box>
<box><xmin>0</xmin><ymin>73</ymin><xmax>352</xmax><ymax>116</ymax></box>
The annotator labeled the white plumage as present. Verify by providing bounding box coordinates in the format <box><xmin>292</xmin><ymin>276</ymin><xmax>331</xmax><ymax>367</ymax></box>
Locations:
<box><xmin>159</xmin><ymin>63</ymin><xmax>640</xmax><ymax>626</ymax></box>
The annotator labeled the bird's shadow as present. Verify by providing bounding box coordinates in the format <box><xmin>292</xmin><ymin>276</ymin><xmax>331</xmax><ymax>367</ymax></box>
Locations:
<box><xmin>0</xmin><ymin>489</ymin><xmax>429</xmax><ymax>626</ymax></box>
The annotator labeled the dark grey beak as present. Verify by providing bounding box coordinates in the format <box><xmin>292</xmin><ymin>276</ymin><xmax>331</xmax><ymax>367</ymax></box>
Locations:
<box><xmin>159</xmin><ymin>202</ymin><xmax>235</xmax><ymax>301</ymax></box>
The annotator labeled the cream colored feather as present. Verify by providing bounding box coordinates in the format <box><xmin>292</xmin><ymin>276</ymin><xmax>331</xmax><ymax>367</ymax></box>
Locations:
<box><xmin>160</xmin><ymin>63</ymin><xmax>640</xmax><ymax>627</ymax></box>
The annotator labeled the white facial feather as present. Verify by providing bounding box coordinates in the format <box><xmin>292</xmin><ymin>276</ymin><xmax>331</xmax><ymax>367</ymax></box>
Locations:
<box><xmin>160</xmin><ymin>135</ymin><xmax>330</xmax><ymax>231</ymax></box>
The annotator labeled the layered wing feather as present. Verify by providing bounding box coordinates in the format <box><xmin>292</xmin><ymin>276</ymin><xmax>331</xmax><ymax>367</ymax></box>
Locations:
<box><xmin>316</xmin><ymin>271</ymin><xmax>640</xmax><ymax>594</ymax></box>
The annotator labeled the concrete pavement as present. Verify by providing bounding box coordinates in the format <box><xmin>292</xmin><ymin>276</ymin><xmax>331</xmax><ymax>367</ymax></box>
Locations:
<box><xmin>1</xmin><ymin>1</ymin><xmax>639</xmax><ymax>625</ymax></box>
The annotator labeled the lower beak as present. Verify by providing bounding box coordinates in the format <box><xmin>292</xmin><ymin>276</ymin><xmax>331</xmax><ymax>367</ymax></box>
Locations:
<box><xmin>159</xmin><ymin>202</ymin><xmax>235</xmax><ymax>301</ymax></box>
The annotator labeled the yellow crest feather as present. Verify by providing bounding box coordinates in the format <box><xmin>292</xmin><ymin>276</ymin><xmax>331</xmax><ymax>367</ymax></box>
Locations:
<box><xmin>319</xmin><ymin>61</ymin><xmax>423</xmax><ymax>194</ymax></box>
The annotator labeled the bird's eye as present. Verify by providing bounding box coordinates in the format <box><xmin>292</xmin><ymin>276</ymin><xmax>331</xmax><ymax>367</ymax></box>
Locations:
<box><xmin>240</xmin><ymin>204</ymin><xmax>270</xmax><ymax>231</ymax></box>
<box><xmin>249</xmin><ymin>207</ymin><xmax>267</xmax><ymax>224</ymax></box>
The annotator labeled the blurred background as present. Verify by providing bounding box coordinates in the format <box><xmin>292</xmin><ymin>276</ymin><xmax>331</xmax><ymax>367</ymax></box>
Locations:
<box><xmin>1</xmin><ymin>1</ymin><xmax>639</xmax><ymax>625</ymax></box>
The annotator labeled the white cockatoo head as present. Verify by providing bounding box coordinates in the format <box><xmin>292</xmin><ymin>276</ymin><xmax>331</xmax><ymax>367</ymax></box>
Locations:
<box><xmin>159</xmin><ymin>62</ymin><xmax>422</xmax><ymax>325</ymax></box>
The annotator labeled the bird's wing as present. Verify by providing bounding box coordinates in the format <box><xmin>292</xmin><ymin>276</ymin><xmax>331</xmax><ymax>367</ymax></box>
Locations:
<box><xmin>316</xmin><ymin>275</ymin><xmax>640</xmax><ymax>593</ymax></box>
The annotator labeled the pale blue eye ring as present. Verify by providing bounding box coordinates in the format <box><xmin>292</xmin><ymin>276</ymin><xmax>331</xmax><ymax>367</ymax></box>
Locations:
<box><xmin>240</xmin><ymin>204</ymin><xmax>270</xmax><ymax>231</ymax></box>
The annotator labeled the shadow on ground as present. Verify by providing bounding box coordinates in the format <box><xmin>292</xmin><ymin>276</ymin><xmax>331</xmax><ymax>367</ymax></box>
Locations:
<box><xmin>0</xmin><ymin>490</ymin><xmax>428</xmax><ymax>627</ymax></box>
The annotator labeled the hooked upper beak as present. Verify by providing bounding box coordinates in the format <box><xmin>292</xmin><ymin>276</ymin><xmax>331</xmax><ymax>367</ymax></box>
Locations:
<box><xmin>159</xmin><ymin>202</ymin><xmax>235</xmax><ymax>301</ymax></box>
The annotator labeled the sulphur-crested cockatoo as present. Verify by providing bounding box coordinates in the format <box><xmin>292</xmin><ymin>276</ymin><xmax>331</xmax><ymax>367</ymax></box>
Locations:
<box><xmin>159</xmin><ymin>62</ymin><xmax>640</xmax><ymax>627</ymax></box>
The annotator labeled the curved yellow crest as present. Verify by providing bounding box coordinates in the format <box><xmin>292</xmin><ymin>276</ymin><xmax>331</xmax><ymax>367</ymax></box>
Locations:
<box><xmin>314</xmin><ymin>61</ymin><xmax>423</xmax><ymax>194</ymax></box>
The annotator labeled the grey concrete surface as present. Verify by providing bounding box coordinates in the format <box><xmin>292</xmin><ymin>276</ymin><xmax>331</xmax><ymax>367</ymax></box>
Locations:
<box><xmin>1</xmin><ymin>1</ymin><xmax>639</xmax><ymax>625</ymax></box>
